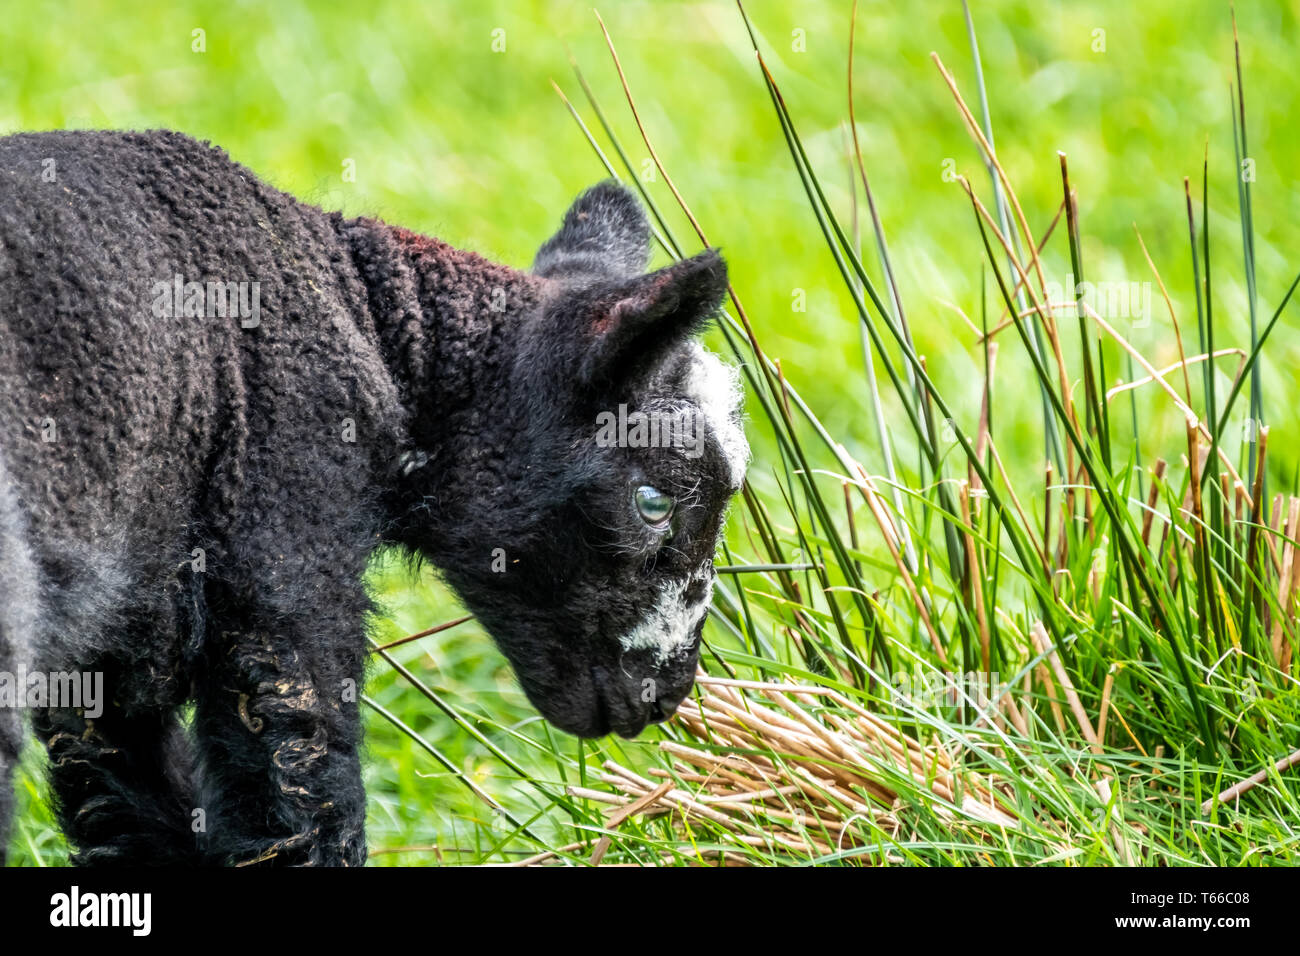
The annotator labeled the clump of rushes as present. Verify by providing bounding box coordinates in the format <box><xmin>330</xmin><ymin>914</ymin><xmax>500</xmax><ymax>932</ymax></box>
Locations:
<box><xmin>366</xmin><ymin>3</ymin><xmax>1300</xmax><ymax>865</ymax></box>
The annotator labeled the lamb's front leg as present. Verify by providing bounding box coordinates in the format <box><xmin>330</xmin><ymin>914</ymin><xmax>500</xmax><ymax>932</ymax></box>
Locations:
<box><xmin>195</xmin><ymin>618</ymin><xmax>367</xmax><ymax>866</ymax></box>
<box><xmin>33</xmin><ymin>702</ymin><xmax>201</xmax><ymax>866</ymax></box>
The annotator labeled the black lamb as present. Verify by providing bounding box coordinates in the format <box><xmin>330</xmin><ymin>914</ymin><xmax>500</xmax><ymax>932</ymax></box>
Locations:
<box><xmin>0</xmin><ymin>130</ymin><xmax>748</xmax><ymax>865</ymax></box>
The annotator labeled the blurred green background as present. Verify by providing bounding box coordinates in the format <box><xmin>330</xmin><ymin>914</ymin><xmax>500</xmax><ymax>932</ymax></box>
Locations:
<box><xmin>6</xmin><ymin>0</ymin><xmax>1300</xmax><ymax>863</ymax></box>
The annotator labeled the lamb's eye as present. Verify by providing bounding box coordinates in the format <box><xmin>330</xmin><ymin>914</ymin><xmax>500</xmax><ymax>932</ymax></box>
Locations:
<box><xmin>634</xmin><ymin>485</ymin><xmax>675</xmax><ymax>528</ymax></box>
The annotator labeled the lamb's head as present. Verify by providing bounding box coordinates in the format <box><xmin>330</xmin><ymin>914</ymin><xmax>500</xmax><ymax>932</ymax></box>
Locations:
<box><xmin>429</xmin><ymin>182</ymin><xmax>748</xmax><ymax>738</ymax></box>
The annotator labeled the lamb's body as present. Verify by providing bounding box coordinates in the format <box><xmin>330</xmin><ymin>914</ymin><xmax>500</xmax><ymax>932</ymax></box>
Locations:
<box><xmin>0</xmin><ymin>131</ymin><xmax>397</xmax><ymax>673</ymax></box>
<box><xmin>0</xmin><ymin>131</ymin><xmax>541</xmax><ymax>864</ymax></box>
<box><xmin>0</xmin><ymin>130</ymin><xmax>742</xmax><ymax>866</ymax></box>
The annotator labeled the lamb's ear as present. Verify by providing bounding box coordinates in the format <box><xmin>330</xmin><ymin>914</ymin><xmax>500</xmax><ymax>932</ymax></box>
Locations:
<box><xmin>533</xmin><ymin>180</ymin><xmax>651</xmax><ymax>280</ymax></box>
<box><xmin>576</xmin><ymin>248</ymin><xmax>728</xmax><ymax>385</ymax></box>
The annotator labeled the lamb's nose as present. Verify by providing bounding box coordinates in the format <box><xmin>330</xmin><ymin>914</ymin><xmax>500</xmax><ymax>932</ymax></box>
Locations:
<box><xmin>615</xmin><ymin>644</ymin><xmax>699</xmax><ymax>731</ymax></box>
<box><xmin>648</xmin><ymin>689</ymin><xmax>686</xmax><ymax>723</ymax></box>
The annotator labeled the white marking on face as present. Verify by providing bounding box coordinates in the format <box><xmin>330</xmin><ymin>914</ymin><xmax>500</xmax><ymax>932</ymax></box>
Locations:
<box><xmin>683</xmin><ymin>343</ymin><xmax>749</xmax><ymax>488</ymax></box>
<box><xmin>619</xmin><ymin>576</ymin><xmax>713</xmax><ymax>663</ymax></box>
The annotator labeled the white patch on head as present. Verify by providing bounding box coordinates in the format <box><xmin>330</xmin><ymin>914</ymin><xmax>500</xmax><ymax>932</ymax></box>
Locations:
<box><xmin>683</xmin><ymin>343</ymin><xmax>749</xmax><ymax>488</ymax></box>
<box><xmin>619</xmin><ymin>576</ymin><xmax>712</xmax><ymax>663</ymax></box>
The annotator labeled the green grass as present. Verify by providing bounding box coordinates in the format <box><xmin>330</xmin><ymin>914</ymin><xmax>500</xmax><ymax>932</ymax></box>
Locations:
<box><xmin>8</xmin><ymin>0</ymin><xmax>1300</xmax><ymax>865</ymax></box>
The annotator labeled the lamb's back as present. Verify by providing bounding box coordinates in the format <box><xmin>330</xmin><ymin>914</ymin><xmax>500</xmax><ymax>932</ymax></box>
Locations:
<box><xmin>0</xmin><ymin>130</ymin><xmax>396</xmax><ymax>565</ymax></box>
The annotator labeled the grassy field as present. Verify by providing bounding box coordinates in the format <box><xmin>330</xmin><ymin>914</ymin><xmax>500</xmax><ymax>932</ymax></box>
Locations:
<box><xmin>7</xmin><ymin>0</ymin><xmax>1300</xmax><ymax>865</ymax></box>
